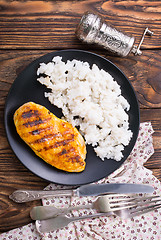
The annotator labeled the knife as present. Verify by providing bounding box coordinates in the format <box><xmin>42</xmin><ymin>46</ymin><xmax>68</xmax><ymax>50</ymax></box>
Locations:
<box><xmin>9</xmin><ymin>183</ymin><xmax>154</xmax><ymax>203</ymax></box>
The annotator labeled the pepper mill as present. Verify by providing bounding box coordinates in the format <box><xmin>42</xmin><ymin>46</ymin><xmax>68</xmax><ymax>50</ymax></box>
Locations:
<box><xmin>76</xmin><ymin>12</ymin><xmax>153</xmax><ymax>57</ymax></box>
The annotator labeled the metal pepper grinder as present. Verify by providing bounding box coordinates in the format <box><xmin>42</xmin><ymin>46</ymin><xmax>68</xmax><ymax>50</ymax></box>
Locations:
<box><xmin>76</xmin><ymin>12</ymin><xmax>153</xmax><ymax>57</ymax></box>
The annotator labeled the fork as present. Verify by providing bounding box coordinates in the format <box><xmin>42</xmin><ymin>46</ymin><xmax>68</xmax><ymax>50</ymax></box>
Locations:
<box><xmin>35</xmin><ymin>194</ymin><xmax>161</xmax><ymax>233</ymax></box>
<box><xmin>31</xmin><ymin>194</ymin><xmax>161</xmax><ymax>220</ymax></box>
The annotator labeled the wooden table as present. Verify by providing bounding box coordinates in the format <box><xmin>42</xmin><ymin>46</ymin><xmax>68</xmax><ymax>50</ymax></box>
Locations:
<box><xmin>0</xmin><ymin>0</ymin><xmax>161</xmax><ymax>234</ymax></box>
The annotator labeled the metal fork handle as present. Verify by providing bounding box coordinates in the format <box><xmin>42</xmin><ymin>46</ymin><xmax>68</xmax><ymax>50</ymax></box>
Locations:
<box><xmin>36</xmin><ymin>212</ymin><xmax>113</xmax><ymax>233</ymax></box>
<box><xmin>36</xmin><ymin>203</ymin><xmax>161</xmax><ymax>233</ymax></box>
<box><xmin>67</xmin><ymin>211</ymin><xmax>113</xmax><ymax>221</ymax></box>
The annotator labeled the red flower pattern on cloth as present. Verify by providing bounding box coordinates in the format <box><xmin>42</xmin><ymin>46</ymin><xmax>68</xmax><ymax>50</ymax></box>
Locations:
<box><xmin>1</xmin><ymin>122</ymin><xmax>161</xmax><ymax>240</ymax></box>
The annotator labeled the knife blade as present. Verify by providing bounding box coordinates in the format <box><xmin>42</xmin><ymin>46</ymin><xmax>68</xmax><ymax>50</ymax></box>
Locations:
<box><xmin>77</xmin><ymin>183</ymin><xmax>154</xmax><ymax>196</ymax></box>
<box><xmin>9</xmin><ymin>183</ymin><xmax>154</xmax><ymax>203</ymax></box>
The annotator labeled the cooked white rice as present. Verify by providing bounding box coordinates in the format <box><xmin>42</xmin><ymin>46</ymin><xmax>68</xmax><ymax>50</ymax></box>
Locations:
<box><xmin>37</xmin><ymin>56</ymin><xmax>133</xmax><ymax>161</ymax></box>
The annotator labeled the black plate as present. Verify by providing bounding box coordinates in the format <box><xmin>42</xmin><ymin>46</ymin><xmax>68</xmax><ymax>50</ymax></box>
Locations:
<box><xmin>4</xmin><ymin>50</ymin><xmax>140</xmax><ymax>185</ymax></box>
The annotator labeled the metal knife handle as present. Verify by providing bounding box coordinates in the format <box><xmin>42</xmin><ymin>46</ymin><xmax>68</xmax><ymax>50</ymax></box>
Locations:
<box><xmin>9</xmin><ymin>189</ymin><xmax>75</xmax><ymax>203</ymax></box>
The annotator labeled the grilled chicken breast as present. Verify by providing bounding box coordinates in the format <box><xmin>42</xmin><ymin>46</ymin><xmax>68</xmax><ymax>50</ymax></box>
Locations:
<box><xmin>14</xmin><ymin>102</ymin><xmax>86</xmax><ymax>172</ymax></box>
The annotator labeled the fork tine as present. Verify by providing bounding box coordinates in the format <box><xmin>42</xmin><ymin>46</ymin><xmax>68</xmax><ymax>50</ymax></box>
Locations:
<box><xmin>108</xmin><ymin>194</ymin><xmax>161</xmax><ymax>203</ymax></box>
<box><xmin>129</xmin><ymin>203</ymin><xmax>161</xmax><ymax>218</ymax></box>
<box><xmin>110</xmin><ymin>197</ymin><xmax>161</xmax><ymax>207</ymax></box>
<box><xmin>110</xmin><ymin>203</ymin><xmax>138</xmax><ymax>211</ymax></box>
<box><xmin>108</xmin><ymin>195</ymin><xmax>161</xmax><ymax>212</ymax></box>
<box><xmin>123</xmin><ymin>195</ymin><xmax>161</xmax><ymax>203</ymax></box>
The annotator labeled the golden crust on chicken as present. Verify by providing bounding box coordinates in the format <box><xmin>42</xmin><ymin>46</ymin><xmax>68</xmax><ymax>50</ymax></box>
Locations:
<box><xmin>13</xmin><ymin>102</ymin><xmax>86</xmax><ymax>172</ymax></box>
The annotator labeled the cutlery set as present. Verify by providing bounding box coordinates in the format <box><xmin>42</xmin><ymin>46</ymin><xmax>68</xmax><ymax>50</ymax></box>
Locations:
<box><xmin>10</xmin><ymin>183</ymin><xmax>161</xmax><ymax>233</ymax></box>
<box><xmin>35</xmin><ymin>194</ymin><xmax>161</xmax><ymax>233</ymax></box>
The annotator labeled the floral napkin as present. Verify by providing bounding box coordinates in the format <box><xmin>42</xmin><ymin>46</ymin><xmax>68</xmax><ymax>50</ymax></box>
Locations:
<box><xmin>1</xmin><ymin>122</ymin><xmax>161</xmax><ymax>240</ymax></box>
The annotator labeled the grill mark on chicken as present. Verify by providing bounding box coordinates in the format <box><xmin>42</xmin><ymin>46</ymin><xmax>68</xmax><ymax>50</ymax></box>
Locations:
<box><xmin>59</xmin><ymin>149</ymin><xmax>68</xmax><ymax>155</ymax></box>
<box><xmin>22</xmin><ymin>110</ymin><xmax>39</xmax><ymax>119</ymax></box>
<box><xmin>20</xmin><ymin>126</ymin><xmax>55</xmax><ymax>139</ymax></box>
<box><xmin>68</xmin><ymin>155</ymin><xmax>84</xmax><ymax>165</ymax></box>
<box><xmin>57</xmin><ymin>147</ymin><xmax>75</xmax><ymax>156</ymax></box>
<box><xmin>30</xmin><ymin>126</ymin><xmax>54</xmax><ymax>135</ymax></box>
<box><xmin>30</xmin><ymin>132</ymin><xmax>74</xmax><ymax>145</ymax></box>
<box><xmin>37</xmin><ymin>138</ymin><xmax>74</xmax><ymax>152</ymax></box>
<box><xmin>53</xmin><ymin>137</ymin><xmax>74</xmax><ymax>147</ymax></box>
<box><xmin>31</xmin><ymin>134</ymin><xmax>55</xmax><ymax>144</ymax></box>
<box><xmin>56</xmin><ymin>147</ymin><xmax>83</xmax><ymax>165</ymax></box>
<box><xmin>23</xmin><ymin>117</ymin><xmax>51</xmax><ymax>127</ymax></box>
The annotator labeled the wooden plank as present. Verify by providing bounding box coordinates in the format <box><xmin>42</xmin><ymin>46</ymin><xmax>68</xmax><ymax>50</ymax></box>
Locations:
<box><xmin>1</xmin><ymin>49</ymin><xmax>161</xmax><ymax>108</ymax></box>
<box><xmin>152</xmin><ymin>169</ymin><xmax>161</xmax><ymax>181</ymax></box>
<box><xmin>0</xmin><ymin>0</ymin><xmax>161</xmax><ymax>49</ymax></box>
